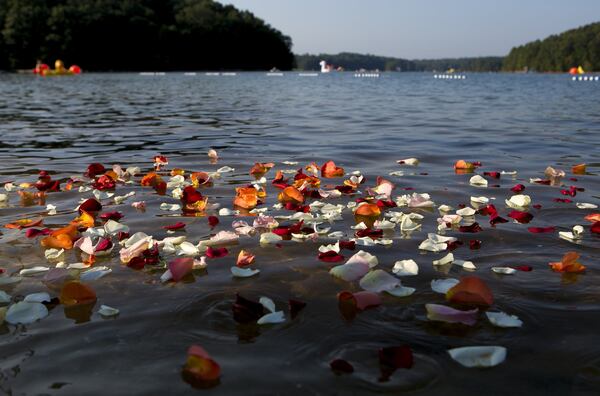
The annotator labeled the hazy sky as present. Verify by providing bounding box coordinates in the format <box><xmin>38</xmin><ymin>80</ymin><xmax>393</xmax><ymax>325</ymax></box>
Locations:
<box><xmin>223</xmin><ymin>0</ymin><xmax>600</xmax><ymax>59</ymax></box>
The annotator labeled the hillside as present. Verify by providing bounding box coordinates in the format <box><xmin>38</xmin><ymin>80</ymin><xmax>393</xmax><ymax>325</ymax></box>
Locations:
<box><xmin>0</xmin><ymin>0</ymin><xmax>294</xmax><ymax>71</ymax></box>
<box><xmin>503</xmin><ymin>22</ymin><xmax>600</xmax><ymax>72</ymax></box>
<box><xmin>295</xmin><ymin>52</ymin><xmax>503</xmax><ymax>72</ymax></box>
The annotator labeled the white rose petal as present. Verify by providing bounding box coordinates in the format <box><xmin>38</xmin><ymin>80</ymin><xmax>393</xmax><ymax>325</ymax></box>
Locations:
<box><xmin>231</xmin><ymin>267</ymin><xmax>260</xmax><ymax>278</ymax></box>
<box><xmin>392</xmin><ymin>259</ymin><xmax>419</xmax><ymax>276</ymax></box>
<box><xmin>486</xmin><ymin>311</ymin><xmax>523</xmax><ymax>328</ymax></box>
<box><xmin>431</xmin><ymin>278</ymin><xmax>459</xmax><ymax>294</ymax></box>
<box><xmin>6</xmin><ymin>302</ymin><xmax>48</xmax><ymax>325</ymax></box>
<box><xmin>448</xmin><ymin>346</ymin><xmax>507</xmax><ymax>368</ymax></box>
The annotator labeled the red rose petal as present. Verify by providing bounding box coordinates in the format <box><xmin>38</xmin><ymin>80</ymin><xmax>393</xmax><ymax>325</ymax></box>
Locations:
<box><xmin>469</xmin><ymin>240</ymin><xmax>481</xmax><ymax>250</ymax></box>
<box><xmin>168</xmin><ymin>257</ymin><xmax>194</xmax><ymax>281</ymax></box>
<box><xmin>483</xmin><ymin>171</ymin><xmax>500</xmax><ymax>179</ymax></box>
<box><xmin>318</xmin><ymin>250</ymin><xmax>345</xmax><ymax>263</ymax></box>
<box><xmin>512</xmin><ymin>265</ymin><xmax>533</xmax><ymax>271</ymax></box>
<box><xmin>508</xmin><ymin>210</ymin><xmax>533</xmax><ymax>224</ymax></box>
<box><xmin>79</xmin><ymin>198</ymin><xmax>102</xmax><ymax>213</ymax></box>
<box><xmin>510</xmin><ymin>184</ymin><xmax>525</xmax><ymax>193</ymax></box>
<box><xmin>208</xmin><ymin>216</ymin><xmax>219</xmax><ymax>227</ymax></box>
<box><xmin>206</xmin><ymin>247</ymin><xmax>228</xmax><ymax>258</ymax></box>
<box><xmin>528</xmin><ymin>226</ymin><xmax>556</xmax><ymax>233</ymax></box>
<box><xmin>163</xmin><ymin>222</ymin><xmax>186</xmax><ymax>231</ymax></box>
<box><xmin>289</xmin><ymin>299</ymin><xmax>306</xmax><ymax>319</ymax></box>
<box><xmin>100</xmin><ymin>211</ymin><xmax>124</xmax><ymax>221</ymax></box>
<box><xmin>459</xmin><ymin>222</ymin><xmax>483</xmax><ymax>233</ymax></box>
<box><xmin>591</xmin><ymin>221</ymin><xmax>600</xmax><ymax>234</ymax></box>
<box><xmin>330</xmin><ymin>359</ymin><xmax>354</xmax><ymax>374</ymax></box>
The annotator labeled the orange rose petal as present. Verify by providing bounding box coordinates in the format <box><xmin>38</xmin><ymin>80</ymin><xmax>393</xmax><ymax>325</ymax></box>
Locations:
<box><xmin>249</xmin><ymin>162</ymin><xmax>275</xmax><ymax>178</ymax></box>
<box><xmin>236</xmin><ymin>249</ymin><xmax>256</xmax><ymax>267</ymax></box>
<box><xmin>182</xmin><ymin>345</ymin><xmax>221</xmax><ymax>387</ymax></box>
<box><xmin>278</xmin><ymin>186</ymin><xmax>304</xmax><ymax>204</ymax></box>
<box><xmin>59</xmin><ymin>281</ymin><xmax>97</xmax><ymax>306</ymax></box>
<box><xmin>5</xmin><ymin>217</ymin><xmax>44</xmax><ymax>229</ymax></box>
<box><xmin>171</xmin><ymin>168</ymin><xmax>185</xmax><ymax>176</ymax></box>
<box><xmin>584</xmin><ymin>213</ymin><xmax>600</xmax><ymax>223</ymax></box>
<box><xmin>233</xmin><ymin>187</ymin><xmax>258</xmax><ymax>209</ymax></box>
<box><xmin>71</xmin><ymin>210</ymin><xmax>95</xmax><ymax>229</ymax></box>
<box><xmin>321</xmin><ymin>160</ymin><xmax>345</xmax><ymax>178</ymax></box>
<box><xmin>446</xmin><ymin>276</ymin><xmax>493</xmax><ymax>306</ymax></box>
<box><xmin>549</xmin><ymin>252</ymin><xmax>586</xmax><ymax>273</ymax></box>
<box><xmin>572</xmin><ymin>164</ymin><xmax>586</xmax><ymax>175</ymax></box>
<box><xmin>355</xmin><ymin>203</ymin><xmax>381</xmax><ymax>217</ymax></box>
<box><xmin>41</xmin><ymin>233</ymin><xmax>74</xmax><ymax>250</ymax></box>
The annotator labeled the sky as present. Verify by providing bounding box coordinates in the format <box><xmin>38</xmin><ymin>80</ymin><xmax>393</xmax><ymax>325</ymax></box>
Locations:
<box><xmin>222</xmin><ymin>0</ymin><xmax>600</xmax><ymax>59</ymax></box>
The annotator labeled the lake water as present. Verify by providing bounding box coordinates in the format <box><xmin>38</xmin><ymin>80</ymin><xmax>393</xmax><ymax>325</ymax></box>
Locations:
<box><xmin>0</xmin><ymin>72</ymin><xmax>599</xmax><ymax>395</ymax></box>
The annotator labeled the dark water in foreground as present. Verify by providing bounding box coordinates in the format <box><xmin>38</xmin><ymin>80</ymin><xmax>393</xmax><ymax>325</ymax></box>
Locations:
<box><xmin>0</xmin><ymin>72</ymin><xmax>599</xmax><ymax>395</ymax></box>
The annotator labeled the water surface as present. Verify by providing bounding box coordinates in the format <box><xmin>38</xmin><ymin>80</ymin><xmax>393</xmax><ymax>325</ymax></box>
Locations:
<box><xmin>0</xmin><ymin>72</ymin><xmax>599</xmax><ymax>395</ymax></box>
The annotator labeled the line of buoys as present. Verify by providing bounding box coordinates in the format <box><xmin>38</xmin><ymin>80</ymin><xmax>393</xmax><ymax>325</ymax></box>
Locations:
<box><xmin>184</xmin><ymin>72</ymin><xmax>196</xmax><ymax>76</ymax></box>
<box><xmin>139</xmin><ymin>72</ymin><xmax>165</xmax><ymax>76</ymax></box>
<box><xmin>266</xmin><ymin>72</ymin><xmax>284</xmax><ymax>76</ymax></box>
<box><xmin>572</xmin><ymin>75</ymin><xmax>599</xmax><ymax>81</ymax></box>
<box><xmin>434</xmin><ymin>74</ymin><xmax>466</xmax><ymax>79</ymax></box>
<box><xmin>221</xmin><ymin>72</ymin><xmax>237</xmax><ymax>76</ymax></box>
<box><xmin>298</xmin><ymin>73</ymin><xmax>318</xmax><ymax>77</ymax></box>
<box><xmin>354</xmin><ymin>73</ymin><xmax>380</xmax><ymax>78</ymax></box>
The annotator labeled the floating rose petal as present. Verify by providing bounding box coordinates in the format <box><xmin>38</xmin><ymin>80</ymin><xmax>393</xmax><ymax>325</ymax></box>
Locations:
<box><xmin>321</xmin><ymin>160</ymin><xmax>345</xmax><ymax>178</ymax></box>
<box><xmin>236</xmin><ymin>249</ymin><xmax>256</xmax><ymax>267</ymax></box>
<box><xmin>459</xmin><ymin>222</ymin><xmax>482</xmax><ymax>233</ymax></box>
<box><xmin>330</xmin><ymin>262</ymin><xmax>370</xmax><ymax>281</ymax></box>
<box><xmin>446</xmin><ymin>276</ymin><xmax>493</xmax><ymax>306</ymax></box>
<box><xmin>250</xmin><ymin>162</ymin><xmax>274</xmax><ymax>178</ymax></box>
<box><xmin>572</xmin><ymin>163</ymin><xmax>586</xmax><ymax>174</ymax></box>
<box><xmin>79</xmin><ymin>198</ymin><xmax>102</xmax><ymax>213</ymax></box>
<box><xmin>359</xmin><ymin>270</ymin><xmax>400</xmax><ymax>292</ymax></box>
<box><xmin>512</xmin><ymin>265</ymin><xmax>533</xmax><ymax>272</ymax></box>
<box><xmin>584</xmin><ymin>214</ymin><xmax>600</xmax><ymax>223</ymax></box>
<box><xmin>232</xmin><ymin>294</ymin><xmax>264</xmax><ymax>323</ymax></box>
<box><xmin>278</xmin><ymin>186</ymin><xmax>304</xmax><ymax>205</ymax></box>
<box><xmin>330</xmin><ymin>359</ymin><xmax>354</xmax><ymax>374</ymax></box>
<box><xmin>182</xmin><ymin>345</ymin><xmax>221</xmax><ymax>388</ymax></box>
<box><xmin>318</xmin><ymin>250</ymin><xmax>345</xmax><ymax>263</ymax></box>
<box><xmin>527</xmin><ymin>226</ymin><xmax>555</xmax><ymax>233</ymax></box>
<box><xmin>5</xmin><ymin>301</ymin><xmax>48</xmax><ymax>325</ymax></box>
<box><xmin>5</xmin><ymin>217</ymin><xmax>44</xmax><ymax>230</ymax></box>
<box><xmin>469</xmin><ymin>175</ymin><xmax>488</xmax><ymax>187</ymax></box>
<box><xmin>163</xmin><ymin>222</ymin><xmax>186</xmax><ymax>231</ymax></box>
<box><xmin>379</xmin><ymin>346</ymin><xmax>413</xmax><ymax>381</ymax></box>
<box><xmin>99</xmin><ymin>211</ymin><xmax>123</xmax><ymax>221</ymax></box>
<box><xmin>85</xmin><ymin>163</ymin><xmax>105</xmax><ymax>178</ymax></box>
<box><xmin>59</xmin><ymin>281</ymin><xmax>97</xmax><ymax>306</ymax></box>
<box><xmin>486</xmin><ymin>311</ymin><xmax>523</xmax><ymax>328</ymax></box>
<box><xmin>337</xmin><ymin>291</ymin><xmax>381</xmax><ymax>320</ymax></box>
<box><xmin>510</xmin><ymin>184</ymin><xmax>525</xmax><ymax>193</ymax></box>
<box><xmin>491</xmin><ymin>267</ymin><xmax>516</xmax><ymax>275</ymax></box>
<box><xmin>508</xmin><ymin>210</ymin><xmax>533</xmax><ymax>223</ymax></box>
<box><xmin>206</xmin><ymin>247</ymin><xmax>228</xmax><ymax>259</ymax></box>
<box><xmin>469</xmin><ymin>240</ymin><xmax>481</xmax><ymax>250</ymax></box>
<box><xmin>168</xmin><ymin>258</ymin><xmax>194</xmax><ymax>281</ymax></box>
<box><xmin>549</xmin><ymin>251</ymin><xmax>586</xmax><ymax>273</ymax></box>
<box><xmin>592</xmin><ymin>221</ymin><xmax>600</xmax><ymax>234</ymax></box>
<box><xmin>506</xmin><ymin>194</ymin><xmax>531</xmax><ymax>209</ymax></box>
<box><xmin>483</xmin><ymin>171</ymin><xmax>500</xmax><ymax>179</ymax></box>
<box><xmin>426</xmin><ymin>304</ymin><xmax>478</xmax><ymax>326</ymax></box>
<box><xmin>207</xmin><ymin>216</ymin><xmax>219</xmax><ymax>228</ymax></box>
<box><xmin>25</xmin><ymin>228</ymin><xmax>51</xmax><ymax>238</ymax></box>
<box><xmin>448</xmin><ymin>346</ymin><xmax>506</xmax><ymax>368</ymax></box>
<box><xmin>392</xmin><ymin>260</ymin><xmax>419</xmax><ymax>276</ymax></box>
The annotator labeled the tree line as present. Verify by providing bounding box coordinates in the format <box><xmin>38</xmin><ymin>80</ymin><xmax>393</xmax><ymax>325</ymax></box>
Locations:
<box><xmin>295</xmin><ymin>52</ymin><xmax>504</xmax><ymax>72</ymax></box>
<box><xmin>502</xmin><ymin>22</ymin><xmax>600</xmax><ymax>72</ymax></box>
<box><xmin>0</xmin><ymin>0</ymin><xmax>295</xmax><ymax>71</ymax></box>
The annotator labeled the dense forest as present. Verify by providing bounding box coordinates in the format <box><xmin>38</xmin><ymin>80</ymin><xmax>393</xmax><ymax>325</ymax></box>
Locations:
<box><xmin>0</xmin><ymin>0</ymin><xmax>295</xmax><ymax>71</ymax></box>
<box><xmin>503</xmin><ymin>22</ymin><xmax>600</xmax><ymax>72</ymax></box>
<box><xmin>295</xmin><ymin>52</ymin><xmax>503</xmax><ymax>72</ymax></box>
